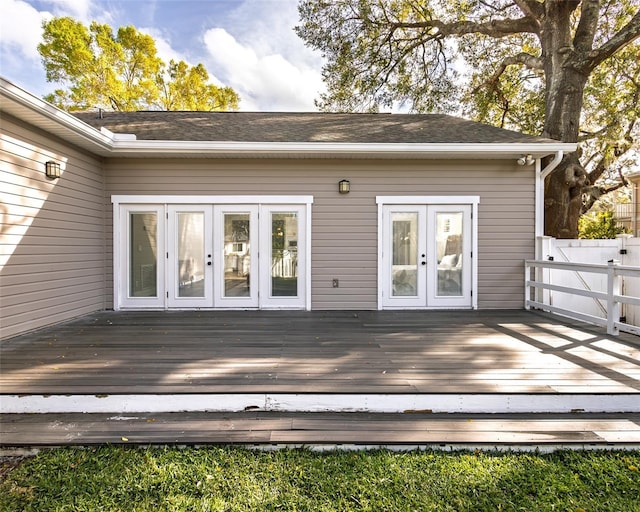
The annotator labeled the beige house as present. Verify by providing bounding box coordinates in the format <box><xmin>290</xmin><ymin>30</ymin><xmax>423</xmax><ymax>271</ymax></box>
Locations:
<box><xmin>616</xmin><ymin>171</ymin><xmax>640</xmax><ymax>235</ymax></box>
<box><xmin>1</xmin><ymin>77</ymin><xmax>576</xmax><ymax>340</ymax></box>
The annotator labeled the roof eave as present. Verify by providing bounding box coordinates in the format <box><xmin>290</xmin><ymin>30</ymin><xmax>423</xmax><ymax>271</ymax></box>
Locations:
<box><xmin>111</xmin><ymin>140</ymin><xmax>577</xmax><ymax>159</ymax></box>
<box><xmin>1</xmin><ymin>76</ymin><xmax>577</xmax><ymax>159</ymax></box>
<box><xmin>0</xmin><ymin>77</ymin><xmax>113</xmax><ymax>155</ymax></box>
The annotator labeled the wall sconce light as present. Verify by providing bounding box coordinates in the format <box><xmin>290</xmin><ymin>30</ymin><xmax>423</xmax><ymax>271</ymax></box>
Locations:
<box><xmin>338</xmin><ymin>179</ymin><xmax>350</xmax><ymax>194</ymax></box>
<box><xmin>45</xmin><ymin>161</ymin><xmax>61</xmax><ymax>179</ymax></box>
<box><xmin>517</xmin><ymin>154</ymin><xmax>535</xmax><ymax>166</ymax></box>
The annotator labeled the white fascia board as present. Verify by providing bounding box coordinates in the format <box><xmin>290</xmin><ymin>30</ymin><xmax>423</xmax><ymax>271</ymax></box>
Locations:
<box><xmin>110</xmin><ymin>139</ymin><xmax>577</xmax><ymax>158</ymax></box>
<box><xmin>0</xmin><ymin>77</ymin><xmax>114</xmax><ymax>150</ymax></box>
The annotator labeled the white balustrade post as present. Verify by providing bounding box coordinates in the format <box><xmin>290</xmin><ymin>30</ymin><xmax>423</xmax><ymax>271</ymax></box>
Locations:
<box><xmin>524</xmin><ymin>261</ymin><xmax>530</xmax><ymax>310</ymax></box>
<box><xmin>607</xmin><ymin>260</ymin><xmax>621</xmax><ymax>335</ymax></box>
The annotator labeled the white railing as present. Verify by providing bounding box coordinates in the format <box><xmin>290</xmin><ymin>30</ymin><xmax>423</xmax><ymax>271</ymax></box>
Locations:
<box><xmin>525</xmin><ymin>259</ymin><xmax>640</xmax><ymax>336</ymax></box>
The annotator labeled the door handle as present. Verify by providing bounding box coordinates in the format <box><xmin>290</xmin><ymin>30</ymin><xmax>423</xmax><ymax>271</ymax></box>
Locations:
<box><xmin>421</xmin><ymin>261</ymin><xmax>426</xmax><ymax>266</ymax></box>
<box><xmin>207</xmin><ymin>261</ymin><xmax>212</xmax><ymax>266</ymax></box>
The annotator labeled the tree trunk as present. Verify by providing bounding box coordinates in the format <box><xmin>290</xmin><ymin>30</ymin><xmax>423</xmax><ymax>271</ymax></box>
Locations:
<box><xmin>540</xmin><ymin>1</ymin><xmax>590</xmax><ymax>238</ymax></box>
<box><xmin>544</xmin><ymin>154</ymin><xmax>586</xmax><ymax>238</ymax></box>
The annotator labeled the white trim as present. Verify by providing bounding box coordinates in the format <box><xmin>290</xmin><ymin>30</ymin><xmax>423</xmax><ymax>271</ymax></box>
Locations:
<box><xmin>3</xmin><ymin>393</ymin><xmax>637</xmax><ymax>414</ymax></box>
<box><xmin>108</xmin><ymin>140</ymin><xmax>577</xmax><ymax>157</ymax></box>
<box><xmin>113</xmin><ymin>196</ymin><xmax>312</xmax><ymax>310</ymax></box>
<box><xmin>377</xmin><ymin>196</ymin><xmax>480</xmax><ymax>205</ymax></box>
<box><xmin>113</xmin><ymin>202</ymin><xmax>120</xmax><ymax>311</ymax></box>
<box><xmin>112</xmin><ymin>195</ymin><xmax>313</xmax><ymax>205</ymax></box>
<box><xmin>377</xmin><ymin>196</ymin><xmax>479</xmax><ymax>310</ymax></box>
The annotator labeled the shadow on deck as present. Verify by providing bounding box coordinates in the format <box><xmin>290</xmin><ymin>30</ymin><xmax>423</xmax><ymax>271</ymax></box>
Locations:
<box><xmin>2</xmin><ymin>310</ymin><xmax>639</xmax><ymax>447</ymax></box>
<box><xmin>1</xmin><ymin>309</ymin><xmax>638</xmax><ymax>397</ymax></box>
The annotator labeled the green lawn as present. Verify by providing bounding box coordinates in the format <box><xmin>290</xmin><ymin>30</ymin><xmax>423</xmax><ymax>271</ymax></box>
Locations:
<box><xmin>1</xmin><ymin>447</ymin><xmax>638</xmax><ymax>511</ymax></box>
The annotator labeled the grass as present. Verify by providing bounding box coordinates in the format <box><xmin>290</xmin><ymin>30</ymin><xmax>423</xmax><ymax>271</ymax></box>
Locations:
<box><xmin>1</xmin><ymin>447</ymin><xmax>638</xmax><ymax>511</ymax></box>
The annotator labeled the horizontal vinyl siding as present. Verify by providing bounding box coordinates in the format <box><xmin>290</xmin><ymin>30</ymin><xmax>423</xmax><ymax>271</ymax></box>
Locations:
<box><xmin>105</xmin><ymin>158</ymin><xmax>534</xmax><ymax>310</ymax></box>
<box><xmin>0</xmin><ymin>115</ymin><xmax>106</xmax><ymax>340</ymax></box>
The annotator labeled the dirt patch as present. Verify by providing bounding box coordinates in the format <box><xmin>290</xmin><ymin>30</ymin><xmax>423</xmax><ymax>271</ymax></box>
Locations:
<box><xmin>0</xmin><ymin>454</ymin><xmax>36</xmax><ymax>481</ymax></box>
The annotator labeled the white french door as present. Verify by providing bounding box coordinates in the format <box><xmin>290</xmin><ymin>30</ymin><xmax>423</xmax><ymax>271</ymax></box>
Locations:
<box><xmin>259</xmin><ymin>205</ymin><xmax>307</xmax><ymax>309</ymax></box>
<box><xmin>214</xmin><ymin>205</ymin><xmax>259</xmax><ymax>308</ymax></box>
<box><xmin>382</xmin><ymin>206</ymin><xmax>428</xmax><ymax>307</ymax></box>
<box><xmin>381</xmin><ymin>202</ymin><xmax>474</xmax><ymax>309</ymax></box>
<box><xmin>167</xmin><ymin>205</ymin><xmax>213</xmax><ymax>308</ymax></box>
<box><xmin>115</xmin><ymin>198</ymin><xmax>311</xmax><ymax>310</ymax></box>
<box><xmin>119</xmin><ymin>205</ymin><xmax>166</xmax><ymax>309</ymax></box>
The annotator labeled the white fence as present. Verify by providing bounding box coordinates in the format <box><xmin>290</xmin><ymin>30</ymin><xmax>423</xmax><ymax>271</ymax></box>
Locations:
<box><xmin>525</xmin><ymin>236</ymin><xmax>640</xmax><ymax>336</ymax></box>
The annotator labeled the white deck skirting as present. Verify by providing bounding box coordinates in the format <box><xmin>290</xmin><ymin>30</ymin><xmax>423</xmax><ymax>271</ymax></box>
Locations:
<box><xmin>2</xmin><ymin>393</ymin><xmax>638</xmax><ymax>414</ymax></box>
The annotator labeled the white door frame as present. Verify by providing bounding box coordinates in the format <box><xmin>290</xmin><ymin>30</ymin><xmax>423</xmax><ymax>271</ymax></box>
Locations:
<box><xmin>113</xmin><ymin>196</ymin><xmax>313</xmax><ymax>310</ymax></box>
<box><xmin>376</xmin><ymin>196</ymin><xmax>479</xmax><ymax>310</ymax></box>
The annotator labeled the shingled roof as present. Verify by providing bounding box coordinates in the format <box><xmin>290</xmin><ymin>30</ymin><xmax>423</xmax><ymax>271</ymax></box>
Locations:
<box><xmin>72</xmin><ymin>111</ymin><xmax>559</xmax><ymax>145</ymax></box>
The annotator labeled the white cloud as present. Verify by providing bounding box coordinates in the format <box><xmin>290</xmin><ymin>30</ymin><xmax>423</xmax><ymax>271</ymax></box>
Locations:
<box><xmin>0</xmin><ymin>0</ymin><xmax>326</xmax><ymax>111</ymax></box>
<box><xmin>139</xmin><ymin>26</ymin><xmax>187</xmax><ymax>63</ymax></box>
<box><xmin>139</xmin><ymin>26</ymin><xmax>225</xmax><ymax>87</ymax></box>
<box><xmin>0</xmin><ymin>0</ymin><xmax>103</xmax><ymax>97</ymax></box>
<box><xmin>201</xmin><ymin>0</ymin><xmax>325</xmax><ymax>111</ymax></box>
<box><xmin>0</xmin><ymin>0</ymin><xmax>51</xmax><ymax>61</ymax></box>
<box><xmin>204</xmin><ymin>27</ymin><xmax>323</xmax><ymax>111</ymax></box>
<box><xmin>42</xmin><ymin>0</ymin><xmax>93</xmax><ymax>21</ymax></box>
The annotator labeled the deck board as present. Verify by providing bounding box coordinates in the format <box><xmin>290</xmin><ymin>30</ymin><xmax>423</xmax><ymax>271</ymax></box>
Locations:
<box><xmin>2</xmin><ymin>412</ymin><xmax>638</xmax><ymax>446</ymax></box>
<box><xmin>2</xmin><ymin>309</ymin><xmax>639</xmax><ymax>395</ymax></box>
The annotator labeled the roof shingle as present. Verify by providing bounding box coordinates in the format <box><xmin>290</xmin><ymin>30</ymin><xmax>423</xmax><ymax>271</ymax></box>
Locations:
<box><xmin>72</xmin><ymin>111</ymin><xmax>559</xmax><ymax>145</ymax></box>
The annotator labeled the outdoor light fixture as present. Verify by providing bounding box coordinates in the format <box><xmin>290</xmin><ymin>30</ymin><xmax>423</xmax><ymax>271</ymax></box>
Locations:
<box><xmin>517</xmin><ymin>154</ymin><xmax>535</xmax><ymax>166</ymax></box>
<box><xmin>339</xmin><ymin>179</ymin><xmax>350</xmax><ymax>194</ymax></box>
<box><xmin>45</xmin><ymin>161</ymin><xmax>61</xmax><ymax>179</ymax></box>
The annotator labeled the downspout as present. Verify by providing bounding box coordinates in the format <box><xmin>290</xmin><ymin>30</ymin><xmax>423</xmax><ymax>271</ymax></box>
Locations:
<box><xmin>535</xmin><ymin>150</ymin><xmax>564</xmax><ymax>258</ymax></box>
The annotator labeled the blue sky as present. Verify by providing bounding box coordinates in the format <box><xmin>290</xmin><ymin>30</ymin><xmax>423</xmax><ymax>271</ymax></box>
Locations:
<box><xmin>0</xmin><ymin>0</ymin><xmax>326</xmax><ymax>110</ymax></box>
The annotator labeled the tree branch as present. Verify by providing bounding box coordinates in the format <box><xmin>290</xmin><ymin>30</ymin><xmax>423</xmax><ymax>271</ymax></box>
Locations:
<box><xmin>586</xmin><ymin>7</ymin><xmax>640</xmax><ymax>71</ymax></box>
<box><xmin>388</xmin><ymin>15</ymin><xmax>539</xmax><ymax>38</ymax></box>
<box><xmin>574</xmin><ymin>0</ymin><xmax>600</xmax><ymax>52</ymax></box>
<box><xmin>578</xmin><ymin>123</ymin><xmax>616</xmax><ymax>142</ymax></box>
<box><xmin>472</xmin><ymin>52</ymin><xmax>543</xmax><ymax>94</ymax></box>
<box><xmin>513</xmin><ymin>0</ymin><xmax>544</xmax><ymax>21</ymax></box>
<box><xmin>581</xmin><ymin>175</ymin><xmax>628</xmax><ymax>214</ymax></box>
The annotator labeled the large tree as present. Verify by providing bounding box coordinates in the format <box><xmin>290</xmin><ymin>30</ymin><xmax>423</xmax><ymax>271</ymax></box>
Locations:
<box><xmin>38</xmin><ymin>17</ymin><xmax>239</xmax><ymax>112</ymax></box>
<box><xmin>296</xmin><ymin>0</ymin><xmax>640</xmax><ymax>238</ymax></box>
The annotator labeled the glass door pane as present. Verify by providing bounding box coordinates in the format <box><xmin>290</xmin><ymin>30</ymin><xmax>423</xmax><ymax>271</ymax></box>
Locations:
<box><xmin>130</xmin><ymin>212</ymin><xmax>158</xmax><ymax>297</ymax></box>
<box><xmin>435</xmin><ymin>211</ymin><xmax>463</xmax><ymax>297</ymax></box>
<box><xmin>223</xmin><ymin>212</ymin><xmax>251</xmax><ymax>297</ymax></box>
<box><xmin>177</xmin><ymin>212</ymin><xmax>205</xmax><ymax>298</ymax></box>
<box><xmin>392</xmin><ymin>212</ymin><xmax>418</xmax><ymax>297</ymax></box>
<box><xmin>271</xmin><ymin>212</ymin><xmax>298</xmax><ymax>297</ymax></box>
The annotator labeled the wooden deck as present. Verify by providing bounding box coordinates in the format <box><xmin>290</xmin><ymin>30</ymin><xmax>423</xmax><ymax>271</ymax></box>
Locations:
<box><xmin>3</xmin><ymin>412</ymin><xmax>639</xmax><ymax>447</ymax></box>
<box><xmin>2</xmin><ymin>310</ymin><xmax>639</xmax><ymax>446</ymax></box>
<box><xmin>2</xmin><ymin>309</ymin><xmax>639</xmax><ymax>395</ymax></box>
